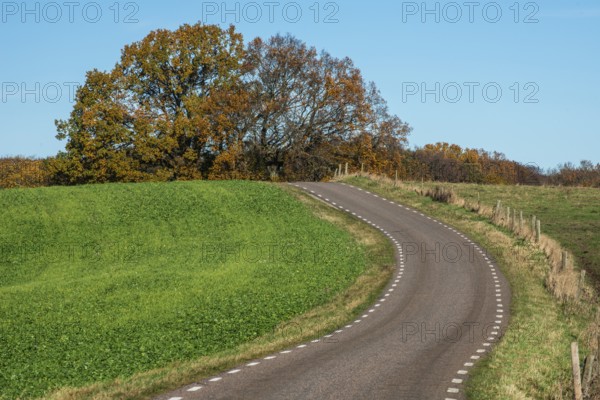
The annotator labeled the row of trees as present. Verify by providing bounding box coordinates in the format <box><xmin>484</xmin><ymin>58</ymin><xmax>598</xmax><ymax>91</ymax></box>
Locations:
<box><xmin>399</xmin><ymin>143</ymin><xmax>545</xmax><ymax>185</ymax></box>
<box><xmin>50</xmin><ymin>23</ymin><xmax>410</xmax><ymax>183</ymax></box>
<box><xmin>546</xmin><ymin>161</ymin><xmax>600</xmax><ymax>187</ymax></box>
<box><xmin>0</xmin><ymin>157</ymin><xmax>51</xmax><ymax>189</ymax></box>
<box><xmin>2</xmin><ymin>150</ymin><xmax>597</xmax><ymax>189</ymax></box>
<box><xmin>367</xmin><ymin>143</ymin><xmax>598</xmax><ymax>187</ymax></box>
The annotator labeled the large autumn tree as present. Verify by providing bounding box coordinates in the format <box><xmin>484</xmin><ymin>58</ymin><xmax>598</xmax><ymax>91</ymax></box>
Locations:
<box><xmin>54</xmin><ymin>23</ymin><xmax>247</xmax><ymax>184</ymax></box>
<box><xmin>243</xmin><ymin>35</ymin><xmax>368</xmax><ymax>180</ymax></box>
<box><xmin>242</xmin><ymin>35</ymin><xmax>410</xmax><ymax>180</ymax></box>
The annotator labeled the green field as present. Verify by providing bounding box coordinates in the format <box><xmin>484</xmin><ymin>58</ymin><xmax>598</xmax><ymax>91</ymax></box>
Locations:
<box><xmin>0</xmin><ymin>181</ymin><xmax>368</xmax><ymax>399</ymax></box>
<box><xmin>416</xmin><ymin>182</ymin><xmax>600</xmax><ymax>285</ymax></box>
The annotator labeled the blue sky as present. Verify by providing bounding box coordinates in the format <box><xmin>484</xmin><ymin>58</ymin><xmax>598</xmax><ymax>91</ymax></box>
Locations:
<box><xmin>1</xmin><ymin>0</ymin><xmax>598</xmax><ymax>170</ymax></box>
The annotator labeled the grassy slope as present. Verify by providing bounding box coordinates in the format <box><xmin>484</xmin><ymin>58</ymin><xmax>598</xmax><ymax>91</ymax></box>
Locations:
<box><xmin>416</xmin><ymin>182</ymin><xmax>600</xmax><ymax>285</ymax></box>
<box><xmin>344</xmin><ymin>177</ymin><xmax>595</xmax><ymax>399</ymax></box>
<box><xmin>0</xmin><ymin>181</ymin><xmax>393</xmax><ymax>399</ymax></box>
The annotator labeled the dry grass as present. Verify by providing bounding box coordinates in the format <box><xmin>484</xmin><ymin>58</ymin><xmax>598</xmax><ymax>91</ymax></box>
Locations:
<box><xmin>423</xmin><ymin>185</ymin><xmax>458</xmax><ymax>203</ymax></box>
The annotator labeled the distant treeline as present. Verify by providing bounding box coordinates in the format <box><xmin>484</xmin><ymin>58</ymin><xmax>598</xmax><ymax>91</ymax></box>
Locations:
<box><xmin>2</xmin><ymin>149</ymin><xmax>598</xmax><ymax>189</ymax></box>
<box><xmin>0</xmin><ymin>158</ymin><xmax>51</xmax><ymax>189</ymax></box>
<box><xmin>1</xmin><ymin>23</ymin><xmax>598</xmax><ymax>189</ymax></box>
<box><xmin>397</xmin><ymin>143</ymin><xmax>599</xmax><ymax>187</ymax></box>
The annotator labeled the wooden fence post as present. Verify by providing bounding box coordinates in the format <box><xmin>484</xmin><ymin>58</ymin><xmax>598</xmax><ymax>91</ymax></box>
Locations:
<box><xmin>594</xmin><ymin>326</ymin><xmax>600</xmax><ymax>371</ymax></box>
<box><xmin>345</xmin><ymin>163</ymin><xmax>349</xmax><ymax>176</ymax></box>
<box><xmin>494</xmin><ymin>200</ymin><xmax>501</xmax><ymax>220</ymax></box>
<box><xmin>519</xmin><ymin>210</ymin><xmax>524</xmax><ymax>232</ymax></box>
<box><xmin>572</xmin><ymin>342</ymin><xmax>583</xmax><ymax>400</ymax></box>
<box><xmin>583</xmin><ymin>354</ymin><xmax>595</xmax><ymax>397</ymax></box>
<box><xmin>532</xmin><ymin>215</ymin><xmax>537</xmax><ymax>235</ymax></box>
<box><xmin>561</xmin><ymin>251</ymin><xmax>568</xmax><ymax>271</ymax></box>
<box><xmin>361</xmin><ymin>163</ymin><xmax>364</xmax><ymax>174</ymax></box>
<box><xmin>536</xmin><ymin>220</ymin><xmax>541</xmax><ymax>243</ymax></box>
<box><xmin>596</xmin><ymin>328</ymin><xmax>600</xmax><ymax>372</ymax></box>
<box><xmin>578</xmin><ymin>270</ymin><xmax>586</xmax><ymax>301</ymax></box>
<box><xmin>506</xmin><ymin>206</ymin><xmax>511</xmax><ymax>226</ymax></box>
<box><xmin>597</xmin><ymin>332</ymin><xmax>600</xmax><ymax>367</ymax></box>
<box><xmin>512</xmin><ymin>208</ymin><xmax>517</xmax><ymax>231</ymax></box>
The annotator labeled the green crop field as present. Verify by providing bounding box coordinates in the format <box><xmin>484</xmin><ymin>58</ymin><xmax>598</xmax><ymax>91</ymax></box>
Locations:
<box><xmin>0</xmin><ymin>181</ymin><xmax>368</xmax><ymax>399</ymax></box>
<box><xmin>415</xmin><ymin>182</ymin><xmax>600</xmax><ymax>284</ymax></box>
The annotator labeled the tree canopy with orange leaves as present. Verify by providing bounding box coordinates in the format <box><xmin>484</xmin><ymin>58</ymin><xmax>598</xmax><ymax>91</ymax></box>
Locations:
<box><xmin>52</xmin><ymin>23</ymin><xmax>410</xmax><ymax>183</ymax></box>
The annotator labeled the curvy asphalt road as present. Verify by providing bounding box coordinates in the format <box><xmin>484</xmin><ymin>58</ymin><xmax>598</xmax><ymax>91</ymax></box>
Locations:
<box><xmin>156</xmin><ymin>182</ymin><xmax>511</xmax><ymax>400</ymax></box>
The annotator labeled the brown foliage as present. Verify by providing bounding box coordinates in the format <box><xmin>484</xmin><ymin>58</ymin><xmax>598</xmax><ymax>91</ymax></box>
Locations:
<box><xmin>390</xmin><ymin>142</ymin><xmax>545</xmax><ymax>185</ymax></box>
<box><xmin>55</xmin><ymin>23</ymin><xmax>248</xmax><ymax>184</ymax></box>
<box><xmin>54</xmin><ymin>25</ymin><xmax>411</xmax><ymax>184</ymax></box>
<box><xmin>0</xmin><ymin>157</ymin><xmax>51</xmax><ymax>188</ymax></box>
<box><xmin>547</xmin><ymin>161</ymin><xmax>600</xmax><ymax>188</ymax></box>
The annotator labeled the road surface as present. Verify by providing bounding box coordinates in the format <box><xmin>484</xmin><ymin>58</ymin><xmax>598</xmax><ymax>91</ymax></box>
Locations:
<box><xmin>156</xmin><ymin>182</ymin><xmax>510</xmax><ymax>400</ymax></box>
